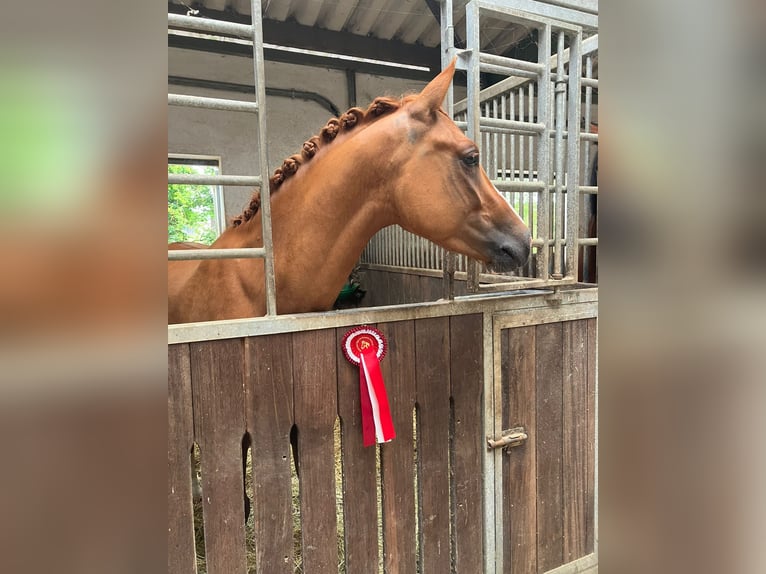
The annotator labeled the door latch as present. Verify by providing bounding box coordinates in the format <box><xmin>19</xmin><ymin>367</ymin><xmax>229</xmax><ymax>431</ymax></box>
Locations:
<box><xmin>487</xmin><ymin>427</ymin><xmax>528</xmax><ymax>451</ymax></box>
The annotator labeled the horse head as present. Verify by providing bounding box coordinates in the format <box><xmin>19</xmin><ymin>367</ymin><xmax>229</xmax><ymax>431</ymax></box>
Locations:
<box><xmin>384</xmin><ymin>60</ymin><xmax>531</xmax><ymax>272</ymax></box>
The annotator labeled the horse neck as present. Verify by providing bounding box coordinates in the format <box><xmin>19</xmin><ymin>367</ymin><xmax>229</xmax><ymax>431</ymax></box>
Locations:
<box><xmin>232</xmin><ymin>131</ymin><xmax>400</xmax><ymax>311</ymax></box>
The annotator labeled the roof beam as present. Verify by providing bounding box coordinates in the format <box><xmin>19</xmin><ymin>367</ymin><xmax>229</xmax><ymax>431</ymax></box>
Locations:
<box><xmin>168</xmin><ymin>33</ymin><xmax>441</xmax><ymax>82</ymax></box>
<box><xmin>167</xmin><ymin>2</ymin><xmax>441</xmax><ymax>72</ymax></box>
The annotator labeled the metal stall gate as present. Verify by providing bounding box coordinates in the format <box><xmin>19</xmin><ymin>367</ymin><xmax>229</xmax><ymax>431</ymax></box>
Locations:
<box><xmin>361</xmin><ymin>0</ymin><xmax>599</xmax><ymax>297</ymax></box>
<box><xmin>168</xmin><ymin>0</ymin><xmax>278</xmax><ymax>316</ymax></box>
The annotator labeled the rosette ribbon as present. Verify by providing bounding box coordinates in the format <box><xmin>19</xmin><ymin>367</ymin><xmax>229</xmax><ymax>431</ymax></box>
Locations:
<box><xmin>342</xmin><ymin>326</ymin><xmax>395</xmax><ymax>447</ymax></box>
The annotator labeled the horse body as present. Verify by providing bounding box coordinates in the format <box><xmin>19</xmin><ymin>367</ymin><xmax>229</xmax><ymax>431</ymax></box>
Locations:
<box><xmin>168</xmin><ymin>62</ymin><xmax>531</xmax><ymax>324</ymax></box>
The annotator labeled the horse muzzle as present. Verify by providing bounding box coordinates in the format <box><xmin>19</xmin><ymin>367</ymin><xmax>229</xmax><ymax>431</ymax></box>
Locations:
<box><xmin>487</xmin><ymin>228</ymin><xmax>532</xmax><ymax>273</ymax></box>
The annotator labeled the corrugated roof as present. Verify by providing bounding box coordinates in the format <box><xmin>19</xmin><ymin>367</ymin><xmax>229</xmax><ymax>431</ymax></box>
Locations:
<box><xmin>169</xmin><ymin>0</ymin><xmax>542</xmax><ymax>56</ymax></box>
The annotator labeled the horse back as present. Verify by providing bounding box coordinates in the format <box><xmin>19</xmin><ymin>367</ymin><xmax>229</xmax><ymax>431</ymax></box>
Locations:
<box><xmin>168</xmin><ymin>242</ymin><xmax>207</xmax><ymax>322</ymax></box>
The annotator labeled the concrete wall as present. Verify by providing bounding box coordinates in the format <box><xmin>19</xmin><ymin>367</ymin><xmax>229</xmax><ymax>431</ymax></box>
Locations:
<box><xmin>168</xmin><ymin>48</ymin><xmax>460</xmax><ymax>221</ymax></box>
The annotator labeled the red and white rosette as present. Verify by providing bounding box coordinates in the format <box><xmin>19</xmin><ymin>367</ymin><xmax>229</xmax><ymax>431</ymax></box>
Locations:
<box><xmin>342</xmin><ymin>326</ymin><xmax>395</xmax><ymax>447</ymax></box>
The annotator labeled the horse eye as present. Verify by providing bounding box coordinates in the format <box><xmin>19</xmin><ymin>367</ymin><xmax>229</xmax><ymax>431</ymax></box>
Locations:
<box><xmin>462</xmin><ymin>152</ymin><xmax>480</xmax><ymax>167</ymax></box>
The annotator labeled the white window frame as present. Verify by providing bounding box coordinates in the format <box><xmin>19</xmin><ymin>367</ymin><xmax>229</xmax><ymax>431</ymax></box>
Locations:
<box><xmin>168</xmin><ymin>153</ymin><xmax>226</xmax><ymax>236</ymax></box>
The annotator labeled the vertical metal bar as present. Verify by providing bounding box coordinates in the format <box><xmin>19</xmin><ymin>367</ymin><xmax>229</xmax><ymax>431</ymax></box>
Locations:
<box><xmin>552</xmin><ymin>30</ymin><xmax>567</xmax><ymax>279</ymax></box>
<box><xmin>528</xmin><ymin>82</ymin><xmax>535</xmax><ymax>183</ymax></box>
<box><xmin>384</xmin><ymin>226</ymin><xmax>394</xmax><ymax>265</ymax></box>
<box><xmin>406</xmin><ymin>230</ymin><xmax>412</xmax><ymax>268</ymax></box>
<box><xmin>251</xmin><ymin>0</ymin><xmax>277</xmax><ymax>315</ymax></box>
<box><xmin>536</xmin><ymin>23</ymin><xmax>552</xmax><ymax>281</ymax></box>
<box><xmin>509</xmin><ymin>91</ymin><xmax>515</xmax><ymax>179</ymax></box>
<box><xmin>580</xmin><ymin>55</ymin><xmax>593</xmax><ymax>279</ymax></box>
<box><xmin>583</xmin><ymin>55</ymin><xmax>593</xmax><ymax>187</ymax></box>
<box><xmin>396</xmin><ymin>227</ymin><xmax>407</xmax><ymax>266</ymax></box>
<box><xmin>527</xmin><ymin>82</ymin><xmax>535</xmax><ymax>274</ymax></box>
<box><xmin>482</xmin><ymin>311</ymin><xmax>498</xmax><ymax>574</ymax></box>
<box><xmin>441</xmin><ymin>0</ymin><xmax>457</xmax><ymax>298</ymax></box>
<box><xmin>483</xmin><ymin>102</ymin><xmax>490</xmax><ymax>173</ymax></box>
<box><xmin>565</xmin><ymin>30</ymin><xmax>582</xmax><ymax>278</ymax></box>
<box><xmin>402</xmin><ymin>227</ymin><xmax>407</xmax><ymax>268</ymax></box>
<box><xmin>466</xmin><ymin>0</ymin><xmax>481</xmax><ymax>293</ymax></box>
<box><xmin>491</xmin><ymin>98</ymin><xmax>499</xmax><ymax>180</ymax></box>
<box><xmin>518</xmin><ymin>87</ymin><xmax>526</xmax><ymax>180</ymax></box>
<box><xmin>500</xmin><ymin>95</ymin><xmax>507</xmax><ymax>182</ymax></box>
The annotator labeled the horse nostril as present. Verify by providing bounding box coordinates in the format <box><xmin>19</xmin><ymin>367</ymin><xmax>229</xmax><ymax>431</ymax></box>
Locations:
<box><xmin>501</xmin><ymin>237</ymin><xmax>531</xmax><ymax>267</ymax></box>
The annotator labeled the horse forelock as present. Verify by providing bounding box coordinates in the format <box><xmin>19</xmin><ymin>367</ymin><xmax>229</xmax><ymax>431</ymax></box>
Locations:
<box><xmin>230</xmin><ymin>94</ymin><xmax>416</xmax><ymax>228</ymax></box>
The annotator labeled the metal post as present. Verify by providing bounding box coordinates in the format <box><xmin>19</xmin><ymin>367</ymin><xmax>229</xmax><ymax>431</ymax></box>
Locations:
<box><xmin>536</xmin><ymin>23</ymin><xmax>552</xmax><ymax>280</ymax></box>
<box><xmin>466</xmin><ymin>1</ymin><xmax>481</xmax><ymax>293</ymax></box>
<box><xmin>552</xmin><ymin>30</ymin><xmax>567</xmax><ymax>279</ymax></box>
<box><xmin>565</xmin><ymin>30</ymin><xmax>582</xmax><ymax>279</ymax></box>
<box><xmin>583</xmin><ymin>56</ymin><xmax>593</xmax><ymax>187</ymax></box>
<box><xmin>251</xmin><ymin>0</ymin><xmax>278</xmax><ymax>315</ymax></box>
<box><xmin>441</xmin><ymin>0</ymin><xmax>457</xmax><ymax>299</ymax></box>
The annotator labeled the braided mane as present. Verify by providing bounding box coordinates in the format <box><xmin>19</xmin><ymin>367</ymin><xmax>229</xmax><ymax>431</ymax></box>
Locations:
<box><xmin>230</xmin><ymin>94</ymin><xmax>417</xmax><ymax>228</ymax></box>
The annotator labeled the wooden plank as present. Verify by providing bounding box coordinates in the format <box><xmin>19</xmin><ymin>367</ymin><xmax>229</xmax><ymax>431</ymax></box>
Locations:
<box><xmin>365</xmin><ymin>269</ymin><xmax>385</xmax><ymax>307</ymax></box>
<box><xmin>190</xmin><ymin>339</ymin><xmax>247</xmax><ymax>574</ymax></box>
<box><xmin>168</xmin><ymin>344</ymin><xmax>197</xmax><ymax>574</ymax></box>
<box><xmin>399</xmin><ymin>272</ymin><xmax>415</xmax><ymax>305</ymax></box>
<box><xmin>562</xmin><ymin>320</ymin><xmax>588</xmax><ymax>561</ymax></box>
<box><xmin>379</xmin><ymin>320</ymin><xmax>418</xmax><ymax>574</ymax></box>
<box><xmin>415</xmin><ymin>317</ymin><xmax>452</xmax><ymax>574</ymax></box>
<box><xmin>245</xmin><ymin>334</ymin><xmax>294</xmax><ymax>574</ymax></box>
<box><xmin>336</xmin><ymin>326</ymin><xmax>379</xmax><ymax>574</ymax></box>
<box><xmin>502</xmin><ymin>326</ymin><xmax>538</xmax><ymax>574</ymax></box>
<box><xmin>426</xmin><ymin>275</ymin><xmax>444</xmax><ymax>303</ymax></box>
<box><xmin>535</xmin><ymin>322</ymin><xmax>564</xmax><ymax>573</ymax></box>
<box><xmin>450</xmin><ymin>314</ymin><xmax>484</xmax><ymax>574</ymax></box>
<box><xmin>292</xmin><ymin>330</ymin><xmax>339</xmax><ymax>573</ymax></box>
<box><xmin>376</xmin><ymin>269</ymin><xmax>394</xmax><ymax>307</ymax></box>
<box><xmin>585</xmin><ymin>319</ymin><xmax>597</xmax><ymax>554</ymax></box>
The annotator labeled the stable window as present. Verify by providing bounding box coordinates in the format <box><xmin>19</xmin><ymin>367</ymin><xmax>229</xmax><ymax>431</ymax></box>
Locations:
<box><xmin>168</xmin><ymin>155</ymin><xmax>225</xmax><ymax>245</ymax></box>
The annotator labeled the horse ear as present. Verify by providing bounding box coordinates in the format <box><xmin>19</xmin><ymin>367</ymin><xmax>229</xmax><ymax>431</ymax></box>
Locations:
<box><xmin>410</xmin><ymin>58</ymin><xmax>456</xmax><ymax>120</ymax></box>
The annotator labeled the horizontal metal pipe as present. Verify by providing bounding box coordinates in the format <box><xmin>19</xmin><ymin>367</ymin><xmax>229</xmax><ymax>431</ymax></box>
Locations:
<box><xmin>168</xmin><ymin>93</ymin><xmax>259</xmax><ymax>113</ymax></box>
<box><xmin>168</xmin><ymin>287</ymin><xmax>598</xmax><ymax>343</ymax></box>
<box><xmin>480</xmin><ymin>53</ymin><xmax>544</xmax><ymax>74</ymax></box>
<box><xmin>482</xmin><ymin>117</ymin><xmax>545</xmax><ymax>133</ymax></box>
<box><xmin>168</xmin><ymin>173</ymin><xmax>262</xmax><ymax>186</ymax></box>
<box><xmin>582</xmin><ymin>77</ymin><xmax>598</xmax><ymax>88</ymax></box>
<box><xmin>476</xmin><ymin>0</ymin><xmax>598</xmax><ymax>29</ymax></box>
<box><xmin>545</xmin><ymin>130</ymin><xmax>598</xmax><ymax>142</ymax></box>
<box><xmin>542</xmin><ymin>0</ymin><xmax>599</xmax><ymax>15</ymax></box>
<box><xmin>168</xmin><ymin>76</ymin><xmax>342</xmax><ymax>116</ymax></box>
<box><xmin>579</xmin><ymin>185</ymin><xmax>598</xmax><ymax>194</ymax></box>
<box><xmin>492</xmin><ymin>180</ymin><xmax>546</xmax><ymax>192</ymax></box>
<box><xmin>168</xmin><ymin>248</ymin><xmax>266</xmax><ymax>261</ymax></box>
<box><xmin>455</xmin><ymin>120</ymin><xmax>468</xmax><ymax>130</ymax></box>
<box><xmin>168</xmin><ymin>13</ymin><xmax>253</xmax><ymax>39</ymax></box>
<box><xmin>530</xmin><ymin>238</ymin><xmax>598</xmax><ymax>247</ymax></box>
<box><xmin>479</xmin><ymin>62</ymin><xmax>539</xmax><ymax>80</ymax></box>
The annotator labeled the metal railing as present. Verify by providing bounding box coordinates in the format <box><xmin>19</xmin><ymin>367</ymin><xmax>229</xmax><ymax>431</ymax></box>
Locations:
<box><xmin>167</xmin><ymin>0</ymin><xmax>278</xmax><ymax>315</ymax></box>
<box><xmin>362</xmin><ymin>1</ymin><xmax>599</xmax><ymax>292</ymax></box>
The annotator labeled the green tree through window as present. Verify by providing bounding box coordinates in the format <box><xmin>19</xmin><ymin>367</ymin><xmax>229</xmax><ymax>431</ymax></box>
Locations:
<box><xmin>168</xmin><ymin>164</ymin><xmax>220</xmax><ymax>244</ymax></box>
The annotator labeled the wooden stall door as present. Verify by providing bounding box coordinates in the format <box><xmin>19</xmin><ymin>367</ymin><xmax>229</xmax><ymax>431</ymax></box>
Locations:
<box><xmin>498</xmin><ymin>318</ymin><xmax>596</xmax><ymax>574</ymax></box>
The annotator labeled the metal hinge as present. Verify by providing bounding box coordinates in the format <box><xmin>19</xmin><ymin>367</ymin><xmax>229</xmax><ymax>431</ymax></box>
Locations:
<box><xmin>487</xmin><ymin>427</ymin><xmax>528</xmax><ymax>451</ymax></box>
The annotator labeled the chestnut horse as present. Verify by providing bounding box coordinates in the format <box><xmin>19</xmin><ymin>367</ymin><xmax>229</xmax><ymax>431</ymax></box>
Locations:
<box><xmin>168</xmin><ymin>61</ymin><xmax>531</xmax><ymax>324</ymax></box>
